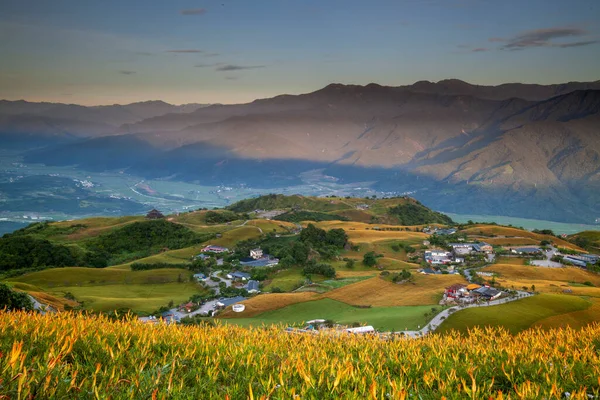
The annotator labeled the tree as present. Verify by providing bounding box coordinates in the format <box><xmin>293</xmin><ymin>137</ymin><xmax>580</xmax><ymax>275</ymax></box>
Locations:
<box><xmin>363</xmin><ymin>251</ymin><xmax>377</xmax><ymax>267</ymax></box>
<box><xmin>0</xmin><ymin>283</ymin><xmax>34</xmax><ymax>311</ymax></box>
<box><xmin>345</xmin><ymin>259</ymin><xmax>355</xmax><ymax>269</ymax></box>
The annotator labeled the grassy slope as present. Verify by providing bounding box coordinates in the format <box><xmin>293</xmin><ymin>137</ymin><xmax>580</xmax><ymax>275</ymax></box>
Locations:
<box><xmin>482</xmin><ymin>264</ymin><xmax>600</xmax><ymax>299</ymax></box>
<box><xmin>437</xmin><ymin>294</ymin><xmax>591</xmax><ymax>334</ymax></box>
<box><xmin>7</xmin><ymin>267</ymin><xmax>206</xmax><ymax>312</ymax></box>
<box><xmin>222</xmin><ymin>298</ymin><xmax>434</xmax><ymax>331</ymax></box>
<box><xmin>51</xmin><ymin>283</ymin><xmax>206</xmax><ymax>312</ymax></box>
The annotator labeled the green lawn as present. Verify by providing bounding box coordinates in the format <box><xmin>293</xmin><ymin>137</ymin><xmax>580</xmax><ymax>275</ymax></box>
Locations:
<box><xmin>221</xmin><ymin>298</ymin><xmax>434</xmax><ymax>331</ymax></box>
<box><xmin>47</xmin><ymin>283</ymin><xmax>207</xmax><ymax>312</ymax></box>
<box><xmin>437</xmin><ymin>294</ymin><xmax>592</xmax><ymax>334</ymax></box>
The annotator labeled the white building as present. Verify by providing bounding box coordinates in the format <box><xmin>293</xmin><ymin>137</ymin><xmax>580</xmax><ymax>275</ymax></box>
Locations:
<box><xmin>250</xmin><ymin>248</ymin><xmax>263</xmax><ymax>259</ymax></box>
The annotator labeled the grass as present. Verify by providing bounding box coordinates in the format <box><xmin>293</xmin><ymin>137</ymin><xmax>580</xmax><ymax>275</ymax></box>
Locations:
<box><xmin>222</xmin><ymin>298</ymin><xmax>434</xmax><ymax>331</ymax></box>
<box><xmin>437</xmin><ymin>294</ymin><xmax>591</xmax><ymax>334</ymax></box>
<box><xmin>210</xmin><ymin>226</ymin><xmax>263</xmax><ymax>248</ymax></box>
<box><xmin>532</xmin><ymin>297</ymin><xmax>600</xmax><ymax>330</ymax></box>
<box><xmin>7</xmin><ymin>267</ymin><xmax>206</xmax><ymax>312</ymax></box>
<box><xmin>47</xmin><ymin>283</ymin><xmax>207</xmax><ymax>312</ymax></box>
<box><xmin>263</xmin><ymin>268</ymin><xmax>328</xmax><ymax>292</ymax></box>
<box><xmin>8</xmin><ymin>267</ymin><xmax>193</xmax><ymax>287</ymax></box>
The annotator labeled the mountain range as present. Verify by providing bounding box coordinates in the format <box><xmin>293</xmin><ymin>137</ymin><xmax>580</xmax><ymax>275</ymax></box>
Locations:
<box><xmin>1</xmin><ymin>79</ymin><xmax>599</xmax><ymax>224</ymax></box>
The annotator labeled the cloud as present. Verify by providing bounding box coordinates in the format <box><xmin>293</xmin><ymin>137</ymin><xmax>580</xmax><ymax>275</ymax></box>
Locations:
<box><xmin>194</xmin><ymin>63</ymin><xmax>223</xmax><ymax>68</ymax></box>
<box><xmin>496</xmin><ymin>27</ymin><xmax>598</xmax><ymax>50</ymax></box>
<box><xmin>203</xmin><ymin>52</ymin><xmax>220</xmax><ymax>57</ymax></box>
<box><xmin>225</xmin><ymin>76</ymin><xmax>238</xmax><ymax>80</ymax></box>
<box><xmin>471</xmin><ymin>47</ymin><xmax>488</xmax><ymax>52</ymax></box>
<box><xmin>456</xmin><ymin>44</ymin><xmax>470</xmax><ymax>49</ymax></box>
<box><xmin>488</xmin><ymin>37</ymin><xmax>505</xmax><ymax>43</ymax></box>
<box><xmin>166</xmin><ymin>49</ymin><xmax>203</xmax><ymax>53</ymax></box>
<box><xmin>180</xmin><ymin>8</ymin><xmax>206</xmax><ymax>15</ymax></box>
<box><xmin>118</xmin><ymin>70</ymin><xmax>136</xmax><ymax>75</ymax></box>
<box><xmin>216</xmin><ymin>64</ymin><xmax>265</xmax><ymax>71</ymax></box>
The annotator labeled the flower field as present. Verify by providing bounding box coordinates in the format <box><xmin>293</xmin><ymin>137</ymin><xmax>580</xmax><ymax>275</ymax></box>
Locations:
<box><xmin>1</xmin><ymin>312</ymin><xmax>599</xmax><ymax>399</ymax></box>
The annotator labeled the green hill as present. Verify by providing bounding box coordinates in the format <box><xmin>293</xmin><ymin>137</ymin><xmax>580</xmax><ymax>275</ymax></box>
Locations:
<box><xmin>227</xmin><ymin>194</ymin><xmax>454</xmax><ymax>225</ymax></box>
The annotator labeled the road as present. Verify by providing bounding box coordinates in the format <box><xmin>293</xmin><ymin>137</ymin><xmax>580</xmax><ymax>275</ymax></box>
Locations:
<box><xmin>399</xmin><ymin>291</ymin><xmax>533</xmax><ymax>338</ymax></box>
<box><xmin>166</xmin><ymin>270</ymin><xmax>233</xmax><ymax>319</ymax></box>
<box><xmin>531</xmin><ymin>245</ymin><xmax>563</xmax><ymax>268</ymax></box>
<box><xmin>28</xmin><ymin>294</ymin><xmax>54</xmax><ymax>314</ymax></box>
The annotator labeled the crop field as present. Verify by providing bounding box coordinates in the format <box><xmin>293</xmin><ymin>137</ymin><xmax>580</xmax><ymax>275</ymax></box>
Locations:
<box><xmin>462</xmin><ymin>225</ymin><xmax>583</xmax><ymax>250</ymax></box>
<box><xmin>1</xmin><ymin>312</ymin><xmax>599</xmax><ymax>399</ymax></box>
<box><xmin>324</xmin><ymin>274</ymin><xmax>466</xmax><ymax>307</ymax></box>
<box><xmin>485</xmin><ymin>237</ymin><xmax>540</xmax><ymax>246</ymax></box>
<box><xmin>223</xmin><ymin>298</ymin><xmax>434</xmax><ymax>331</ymax></box>
<box><xmin>438</xmin><ymin>294</ymin><xmax>592</xmax><ymax>334</ymax></box>
<box><xmin>482</xmin><ymin>264</ymin><xmax>600</xmax><ymax>287</ymax></box>
<box><xmin>219</xmin><ymin>292</ymin><xmax>321</xmax><ymax>318</ymax></box>
<box><xmin>45</xmin><ymin>283</ymin><xmax>206</xmax><ymax>312</ymax></box>
<box><xmin>495</xmin><ymin>256</ymin><xmax>527</xmax><ymax>265</ymax></box>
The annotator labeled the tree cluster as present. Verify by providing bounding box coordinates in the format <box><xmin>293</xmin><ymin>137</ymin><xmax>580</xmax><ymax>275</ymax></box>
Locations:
<box><xmin>0</xmin><ymin>283</ymin><xmax>34</xmax><ymax>311</ymax></box>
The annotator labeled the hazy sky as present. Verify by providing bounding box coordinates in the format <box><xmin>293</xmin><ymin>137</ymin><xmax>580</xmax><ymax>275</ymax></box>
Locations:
<box><xmin>1</xmin><ymin>0</ymin><xmax>599</xmax><ymax>105</ymax></box>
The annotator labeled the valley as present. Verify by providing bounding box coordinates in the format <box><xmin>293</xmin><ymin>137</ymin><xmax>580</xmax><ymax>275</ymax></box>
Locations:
<box><xmin>2</xmin><ymin>194</ymin><xmax>598</xmax><ymax>336</ymax></box>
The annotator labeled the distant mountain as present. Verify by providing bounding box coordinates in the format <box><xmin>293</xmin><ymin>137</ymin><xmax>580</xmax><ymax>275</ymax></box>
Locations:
<box><xmin>3</xmin><ymin>80</ymin><xmax>600</xmax><ymax>223</ymax></box>
<box><xmin>0</xmin><ymin>100</ymin><xmax>210</xmax><ymax>147</ymax></box>
<box><xmin>405</xmin><ymin>79</ymin><xmax>600</xmax><ymax>101</ymax></box>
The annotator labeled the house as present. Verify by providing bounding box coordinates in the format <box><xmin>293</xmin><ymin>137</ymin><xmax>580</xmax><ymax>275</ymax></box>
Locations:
<box><xmin>178</xmin><ymin>302</ymin><xmax>196</xmax><ymax>313</ymax></box>
<box><xmin>216</xmin><ymin>296</ymin><xmax>247</xmax><ymax>308</ymax></box>
<box><xmin>193</xmin><ymin>273</ymin><xmax>207</xmax><ymax>281</ymax></box>
<box><xmin>424</xmin><ymin>250</ymin><xmax>452</xmax><ymax>265</ymax></box>
<box><xmin>227</xmin><ymin>271</ymin><xmax>251</xmax><ymax>281</ymax></box>
<box><xmin>245</xmin><ymin>280</ymin><xmax>260</xmax><ymax>294</ymax></box>
<box><xmin>563</xmin><ymin>256</ymin><xmax>587</xmax><ymax>268</ymax></box>
<box><xmin>449</xmin><ymin>243</ymin><xmax>475</xmax><ymax>255</ymax></box>
<box><xmin>473</xmin><ymin>286</ymin><xmax>501</xmax><ymax>300</ymax></box>
<box><xmin>356</xmin><ymin>204</ymin><xmax>370</xmax><ymax>210</ymax></box>
<box><xmin>445</xmin><ymin>283</ymin><xmax>467</xmax><ymax>298</ymax></box>
<box><xmin>466</xmin><ymin>283</ymin><xmax>481</xmax><ymax>291</ymax></box>
<box><xmin>345</xmin><ymin>325</ymin><xmax>375</xmax><ymax>334</ymax></box>
<box><xmin>240</xmin><ymin>256</ymin><xmax>279</xmax><ymax>267</ymax></box>
<box><xmin>472</xmin><ymin>242</ymin><xmax>493</xmax><ymax>254</ymax></box>
<box><xmin>576</xmin><ymin>254</ymin><xmax>599</xmax><ymax>264</ymax></box>
<box><xmin>512</xmin><ymin>247</ymin><xmax>542</xmax><ymax>255</ymax></box>
<box><xmin>201</xmin><ymin>245</ymin><xmax>229</xmax><ymax>253</ymax></box>
<box><xmin>195</xmin><ymin>254</ymin><xmax>210</xmax><ymax>260</ymax></box>
<box><xmin>422</xmin><ymin>240</ymin><xmax>430</xmax><ymax>246</ymax></box>
<box><xmin>146</xmin><ymin>209</ymin><xmax>165</xmax><ymax>219</ymax></box>
<box><xmin>250</xmin><ymin>248</ymin><xmax>264</xmax><ymax>259</ymax></box>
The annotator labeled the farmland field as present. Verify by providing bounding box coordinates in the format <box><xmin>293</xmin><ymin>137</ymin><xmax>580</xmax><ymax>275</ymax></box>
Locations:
<box><xmin>437</xmin><ymin>294</ymin><xmax>592</xmax><ymax>334</ymax></box>
<box><xmin>222</xmin><ymin>298</ymin><xmax>434</xmax><ymax>331</ymax></box>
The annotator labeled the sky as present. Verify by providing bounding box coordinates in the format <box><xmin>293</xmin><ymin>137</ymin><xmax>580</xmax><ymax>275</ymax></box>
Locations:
<box><xmin>0</xmin><ymin>0</ymin><xmax>599</xmax><ymax>105</ymax></box>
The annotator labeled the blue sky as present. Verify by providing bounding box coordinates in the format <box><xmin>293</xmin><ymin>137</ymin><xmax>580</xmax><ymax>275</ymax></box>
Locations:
<box><xmin>0</xmin><ymin>0</ymin><xmax>599</xmax><ymax>105</ymax></box>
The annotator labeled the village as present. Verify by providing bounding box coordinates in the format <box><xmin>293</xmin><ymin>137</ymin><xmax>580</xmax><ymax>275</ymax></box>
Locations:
<box><xmin>136</xmin><ymin>222</ymin><xmax>600</xmax><ymax>335</ymax></box>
